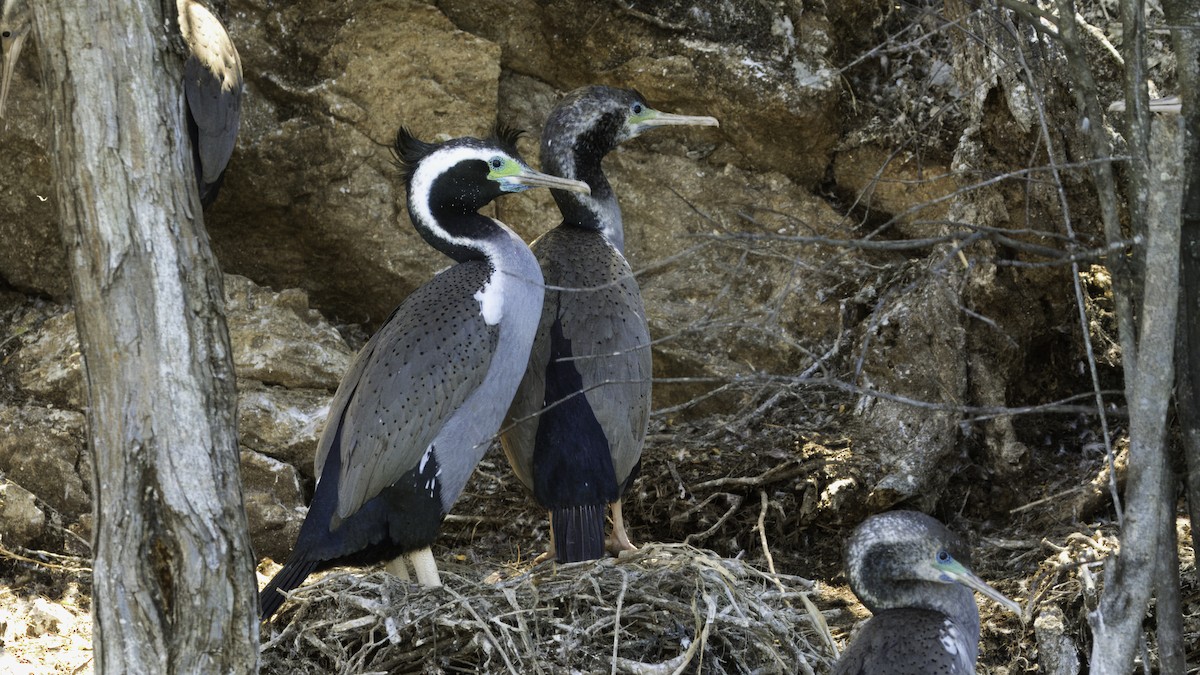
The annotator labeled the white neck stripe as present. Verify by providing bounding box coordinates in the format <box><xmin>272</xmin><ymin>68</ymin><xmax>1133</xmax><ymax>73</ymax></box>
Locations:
<box><xmin>409</xmin><ymin>146</ymin><xmax>498</xmax><ymax>247</ymax></box>
<box><xmin>409</xmin><ymin>145</ymin><xmax>527</xmax><ymax>326</ymax></box>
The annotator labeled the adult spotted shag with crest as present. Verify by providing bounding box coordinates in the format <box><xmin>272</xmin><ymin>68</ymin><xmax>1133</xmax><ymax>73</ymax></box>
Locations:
<box><xmin>502</xmin><ymin>86</ymin><xmax>718</xmax><ymax>563</ymax></box>
<box><xmin>0</xmin><ymin>0</ymin><xmax>242</xmax><ymax>207</ymax></box>
<box><xmin>834</xmin><ymin>511</ymin><xmax>1021</xmax><ymax>675</ymax></box>
<box><xmin>258</xmin><ymin>127</ymin><xmax>590</xmax><ymax>620</ymax></box>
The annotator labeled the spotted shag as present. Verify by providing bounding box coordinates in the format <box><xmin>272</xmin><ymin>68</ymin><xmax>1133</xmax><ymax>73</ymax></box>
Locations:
<box><xmin>259</xmin><ymin>128</ymin><xmax>589</xmax><ymax>620</ymax></box>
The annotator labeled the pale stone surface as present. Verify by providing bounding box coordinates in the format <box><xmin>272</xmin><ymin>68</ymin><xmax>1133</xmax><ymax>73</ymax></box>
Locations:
<box><xmin>0</xmin><ymin>478</ymin><xmax>46</xmax><ymax>549</ymax></box>
<box><xmin>224</xmin><ymin>274</ymin><xmax>353</xmax><ymax>389</ymax></box>
<box><xmin>240</xmin><ymin>449</ymin><xmax>306</xmax><ymax>562</ymax></box>
<box><xmin>238</xmin><ymin>382</ymin><xmax>329</xmax><ymax>478</ymax></box>
<box><xmin>0</xmin><ymin>406</ymin><xmax>90</xmax><ymax>518</ymax></box>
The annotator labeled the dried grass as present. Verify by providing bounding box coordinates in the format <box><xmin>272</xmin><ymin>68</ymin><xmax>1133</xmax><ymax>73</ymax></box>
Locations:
<box><xmin>260</xmin><ymin>543</ymin><xmax>833</xmax><ymax>674</ymax></box>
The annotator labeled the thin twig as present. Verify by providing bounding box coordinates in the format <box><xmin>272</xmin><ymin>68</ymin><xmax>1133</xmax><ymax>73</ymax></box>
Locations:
<box><xmin>0</xmin><ymin>543</ymin><xmax>91</xmax><ymax>573</ymax></box>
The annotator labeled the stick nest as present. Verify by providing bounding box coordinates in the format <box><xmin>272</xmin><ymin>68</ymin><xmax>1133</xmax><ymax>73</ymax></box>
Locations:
<box><xmin>260</xmin><ymin>543</ymin><xmax>834</xmax><ymax>674</ymax></box>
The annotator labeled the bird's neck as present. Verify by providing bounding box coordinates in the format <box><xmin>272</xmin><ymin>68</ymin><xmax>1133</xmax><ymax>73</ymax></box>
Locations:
<box><xmin>407</xmin><ymin>202</ymin><xmax>510</xmax><ymax>265</ymax></box>
<box><xmin>867</xmin><ymin>580</ymin><xmax>980</xmax><ymax>635</ymax></box>
<box><xmin>544</xmin><ymin>148</ymin><xmax>626</xmax><ymax>253</ymax></box>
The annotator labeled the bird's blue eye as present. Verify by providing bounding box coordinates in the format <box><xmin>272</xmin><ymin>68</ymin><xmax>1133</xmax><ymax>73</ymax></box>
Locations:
<box><xmin>631</xmin><ymin>102</ymin><xmax>644</xmax><ymax>115</ymax></box>
<box><xmin>937</xmin><ymin>550</ymin><xmax>951</xmax><ymax>564</ymax></box>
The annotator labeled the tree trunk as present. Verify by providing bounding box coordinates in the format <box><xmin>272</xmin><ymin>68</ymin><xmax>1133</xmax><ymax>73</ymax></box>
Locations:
<box><xmin>32</xmin><ymin>1</ymin><xmax>259</xmax><ymax>672</ymax></box>
<box><xmin>1164</xmin><ymin>0</ymin><xmax>1200</xmax><ymax>575</ymax></box>
<box><xmin>1088</xmin><ymin>102</ymin><xmax>1183</xmax><ymax>675</ymax></box>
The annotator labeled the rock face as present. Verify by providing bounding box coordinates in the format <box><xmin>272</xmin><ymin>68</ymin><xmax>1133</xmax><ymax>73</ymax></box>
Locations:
<box><xmin>0</xmin><ymin>479</ymin><xmax>47</xmax><ymax>549</ymax></box>
<box><xmin>0</xmin><ymin>275</ymin><xmax>348</xmax><ymax>559</ymax></box>
<box><xmin>0</xmin><ymin>0</ymin><xmax>1095</xmax><ymax>568</ymax></box>
<box><xmin>438</xmin><ymin>0</ymin><xmax>839</xmax><ymax>184</ymax></box>
<box><xmin>0</xmin><ymin>407</ymin><xmax>90</xmax><ymax>520</ymax></box>
<box><xmin>851</xmin><ymin>275</ymin><xmax>968</xmax><ymax>509</ymax></box>
<box><xmin>224</xmin><ymin>274</ymin><xmax>354</xmax><ymax>389</ymax></box>
<box><xmin>0</xmin><ymin>41</ymin><xmax>67</xmax><ymax>301</ymax></box>
<box><xmin>9</xmin><ymin>311</ymin><xmax>85</xmax><ymax>409</ymax></box>
<box><xmin>204</xmin><ymin>0</ymin><xmax>509</xmax><ymax>324</ymax></box>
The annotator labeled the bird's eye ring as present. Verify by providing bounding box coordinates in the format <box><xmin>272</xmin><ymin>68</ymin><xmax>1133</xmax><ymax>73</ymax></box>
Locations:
<box><xmin>631</xmin><ymin>103</ymin><xmax>644</xmax><ymax>114</ymax></box>
<box><xmin>936</xmin><ymin>550</ymin><xmax>951</xmax><ymax>563</ymax></box>
<box><xmin>490</xmin><ymin>158</ymin><xmax>504</xmax><ymax>169</ymax></box>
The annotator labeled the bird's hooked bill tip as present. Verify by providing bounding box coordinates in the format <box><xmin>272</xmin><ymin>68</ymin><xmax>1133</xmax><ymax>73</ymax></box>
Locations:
<box><xmin>512</xmin><ymin>170</ymin><xmax>591</xmax><ymax>195</ymax></box>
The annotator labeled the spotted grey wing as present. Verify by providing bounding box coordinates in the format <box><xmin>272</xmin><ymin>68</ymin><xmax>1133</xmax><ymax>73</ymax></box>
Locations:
<box><xmin>535</xmin><ymin>227</ymin><xmax>651</xmax><ymax>484</ymax></box>
<box><xmin>316</xmin><ymin>261</ymin><xmax>499</xmax><ymax>521</ymax></box>
<box><xmin>183</xmin><ymin>53</ymin><xmax>242</xmax><ymax>192</ymax></box>
<box><xmin>834</xmin><ymin>609</ymin><xmax>976</xmax><ymax>675</ymax></box>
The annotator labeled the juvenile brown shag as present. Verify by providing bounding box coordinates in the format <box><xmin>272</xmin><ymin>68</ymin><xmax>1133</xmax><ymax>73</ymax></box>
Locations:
<box><xmin>501</xmin><ymin>86</ymin><xmax>718</xmax><ymax>563</ymax></box>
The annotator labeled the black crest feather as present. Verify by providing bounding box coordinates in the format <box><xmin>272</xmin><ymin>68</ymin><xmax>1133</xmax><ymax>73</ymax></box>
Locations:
<box><xmin>393</xmin><ymin>126</ymin><xmax>438</xmax><ymax>181</ymax></box>
<box><xmin>490</xmin><ymin>123</ymin><xmax>524</xmax><ymax>158</ymax></box>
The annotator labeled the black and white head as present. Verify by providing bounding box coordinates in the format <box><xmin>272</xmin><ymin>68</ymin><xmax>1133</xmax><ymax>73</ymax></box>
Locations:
<box><xmin>845</xmin><ymin>510</ymin><xmax>1020</xmax><ymax>616</ymax></box>
<box><xmin>0</xmin><ymin>0</ymin><xmax>31</xmax><ymax>118</ymax></box>
<box><xmin>393</xmin><ymin>126</ymin><xmax>589</xmax><ymax>261</ymax></box>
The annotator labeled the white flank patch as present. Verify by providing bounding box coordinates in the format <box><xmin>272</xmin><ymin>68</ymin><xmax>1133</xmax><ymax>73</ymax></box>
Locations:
<box><xmin>474</xmin><ymin>275</ymin><xmax>505</xmax><ymax>325</ymax></box>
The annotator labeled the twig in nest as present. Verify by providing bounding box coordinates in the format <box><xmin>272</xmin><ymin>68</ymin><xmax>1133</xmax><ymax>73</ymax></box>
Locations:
<box><xmin>442</xmin><ymin>583</ymin><xmax>522</xmax><ymax>675</ymax></box>
<box><xmin>754</xmin><ymin>490</ymin><xmax>783</xmax><ymax>585</ymax></box>
<box><xmin>1009</xmin><ymin>484</ymin><xmax>1090</xmax><ymax>514</ymax></box>
<box><xmin>610</xmin><ymin>567</ymin><xmax>628</xmax><ymax>675</ymax></box>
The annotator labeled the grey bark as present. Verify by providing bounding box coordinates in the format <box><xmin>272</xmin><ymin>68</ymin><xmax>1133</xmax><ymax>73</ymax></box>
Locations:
<box><xmin>1154</xmin><ymin>473</ymin><xmax>1186</xmax><ymax>674</ymax></box>
<box><xmin>1163</xmin><ymin>1</ymin><xmax>1200</xmax><ymax>672</ymax></box>
<box><xmin>32</xmin><ymin>1</ymin><xmax>259</xmax><ymax>673</ymax></box>
<box><xmin>1087</xmin><ymin>109</ymin><xmax>1183</xmax><ymax>675</ymax></box>
<box><xmin>1164</xmin><ymin>0</ymin><xmax>1200</xmax><ymax>578</ymax></box>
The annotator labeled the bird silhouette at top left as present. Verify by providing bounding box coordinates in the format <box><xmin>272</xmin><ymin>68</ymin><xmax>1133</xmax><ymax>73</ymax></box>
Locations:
<box><xmin>0</xmin><ymin>0</ymin><xmax>243</xmax><ymax>207</ymax></box>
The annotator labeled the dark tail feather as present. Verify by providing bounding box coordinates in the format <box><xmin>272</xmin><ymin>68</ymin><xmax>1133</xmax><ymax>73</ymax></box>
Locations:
<box><xmin>259</xmin><ymin>558</ymin><xmax>320</xmax><ymax>621</ymax></box>
<box><xmin>198</xmin><ymin>170</ymin><xmax>227</xmax><ymax>208</ymax></box>
<box><xmin>552</xmin><ymin>504</ymin><xmax>606</xmax><ymax>563</ymax></box>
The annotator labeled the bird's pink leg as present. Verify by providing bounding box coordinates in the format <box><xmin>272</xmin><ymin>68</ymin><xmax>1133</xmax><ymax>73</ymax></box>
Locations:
<box><xmin>606</xmin><ymin>500</ymin><xmax>638</xmax><ymax>554</ymax></box>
